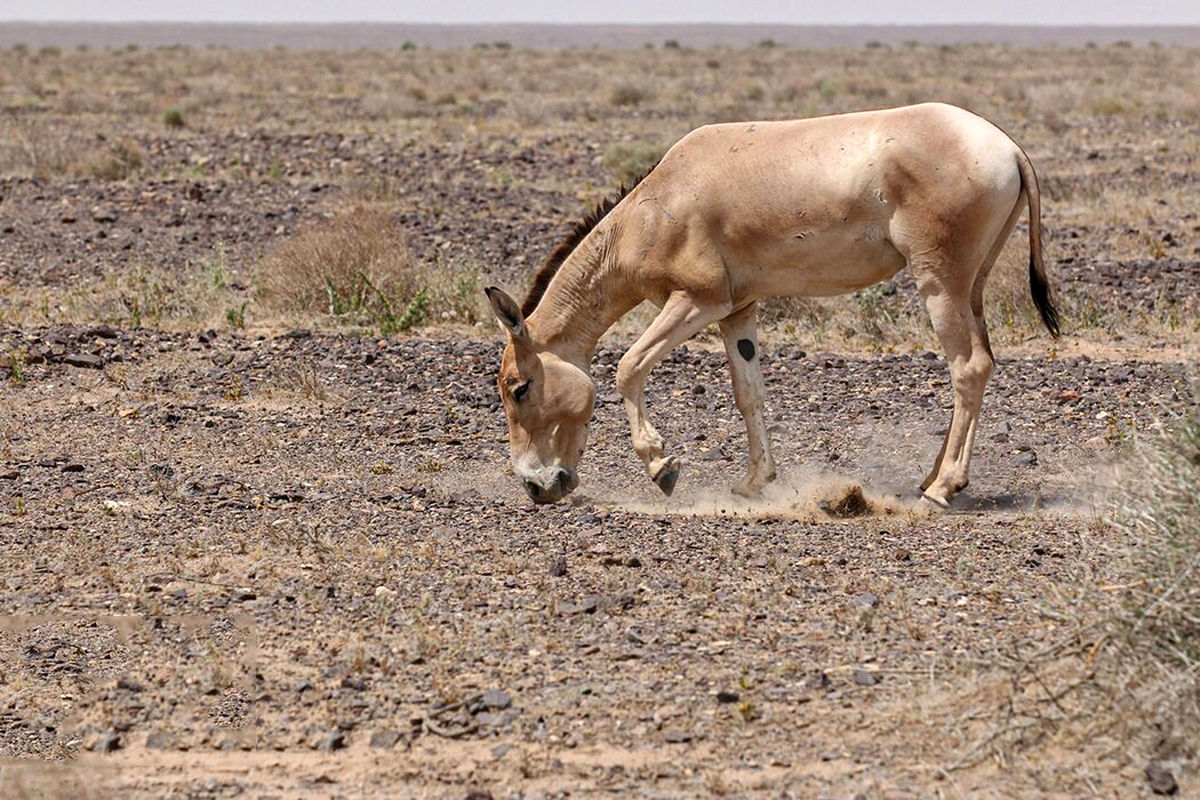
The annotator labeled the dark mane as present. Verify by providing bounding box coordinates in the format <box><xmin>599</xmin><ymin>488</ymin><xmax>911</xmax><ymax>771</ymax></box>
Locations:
<box><xmin>520</xmin><ymin>163</ymin><xmax>658</xmax><ymax>317</ymax></box>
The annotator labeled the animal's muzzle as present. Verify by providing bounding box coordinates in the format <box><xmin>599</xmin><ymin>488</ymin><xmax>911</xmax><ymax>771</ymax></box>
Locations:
<box><xmin>523</xmin><ymin>468</ymin><xmax>578</xmax><ymax>504</ymax></box>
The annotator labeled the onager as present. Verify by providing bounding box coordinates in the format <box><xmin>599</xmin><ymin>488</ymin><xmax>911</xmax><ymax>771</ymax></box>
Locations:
<box><xmin>486</xmin><ymin>103</ymin><xmax>1059</xmax><ymax>507</ymax></box>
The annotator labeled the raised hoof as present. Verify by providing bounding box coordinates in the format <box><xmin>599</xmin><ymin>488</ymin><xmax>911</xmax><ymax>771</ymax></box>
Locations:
<box><xmin>652</xmin><ymin>457</ymin><xmax>681</xmax><ymax>496</ymax></box>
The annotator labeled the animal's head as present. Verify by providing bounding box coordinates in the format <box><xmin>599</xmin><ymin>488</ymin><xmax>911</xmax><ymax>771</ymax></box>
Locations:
<box><xmin>486</xmin><ymin>286</ymin><xmax>595</xmax><ymax>504</ymax></box>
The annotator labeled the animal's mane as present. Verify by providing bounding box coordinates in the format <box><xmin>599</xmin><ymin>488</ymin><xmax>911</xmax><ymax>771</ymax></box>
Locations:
<box><xmin>520</xmin><ymin>163</ymin><xmax>658</xmax><ymax>317</ymax></box>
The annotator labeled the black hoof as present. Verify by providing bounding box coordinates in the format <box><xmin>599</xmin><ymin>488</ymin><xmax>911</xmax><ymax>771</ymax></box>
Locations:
<box><xmin>653</xmin><ymin>458</ymin><xmax>680</xmax><ymax>496</ymax></box>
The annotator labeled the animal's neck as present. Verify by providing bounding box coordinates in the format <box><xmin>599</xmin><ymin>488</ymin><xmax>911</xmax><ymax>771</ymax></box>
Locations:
<box><xmin>525</xmin><ymin>227</ymin><xmax>638</xmax><ymax>364</ymax></box>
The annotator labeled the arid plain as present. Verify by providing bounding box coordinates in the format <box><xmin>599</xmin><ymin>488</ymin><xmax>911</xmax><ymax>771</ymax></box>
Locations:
<box><xmin>1</xmin><ymin>29</ymin><xmax>1198</xmax><ymax>798</ymax></box>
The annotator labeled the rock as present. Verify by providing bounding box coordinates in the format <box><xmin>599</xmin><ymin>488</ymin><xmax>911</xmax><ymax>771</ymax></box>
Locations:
<box><xmin>491</xmin><ymin>743</ymin><xmax>512</xmax><ymax>759</ymax></box>
<box><xmin>231</xmin><ymin>588</ymin><xmax>256</xmax><ymax>602</ymax></box>
<box><xmin>91</xmin><ymin>732</ymin><xmax>121</xmax><ymax>753</ymax></box>
<box><xmin>1145</xmin><ymin>763</ymin><xmax>1178</xmax><ymax>795</ymax></box>
<box><xmin>64</xmin><ymin>353</ymin><xmax>105</xmax><ymax>369</ymax></box>
<box><xmin>61</xmin><ymin>463</ymin><xmax>85</xmax><ymax>473</ymax></box>
<box><xmin>369</xmin><ymin>730</ymin><xmax>402</xmax><ymax>749</ymax></box>
<box><xmin>145</xmin><ymin>731</ymin><xmax>173</xmax><ymax>749</ymax></box>
<box><xmin>92</xmin><ymin>206</ymin><xmax>119</xmax><ymax>223</ymax></box>
<box><xmin>716</xmin><ymin>690</ymin><xmax>740</xmax><ymax>704</ymax></box>
<box><xmin>853</xmin><ymin>668</ymin><xmax>879</xmax><ymax>686</ymax></box>
<box><xmin>548</xmin><ymin>555</ymin><xmax>567</xmax><ymax>577</ymax></box>
<box><xmin>663</xmin><ymin>729</ymin><xmax>693</xmax><ymax>743</ymax></box>
<box><xmin>116</xmin><ymin>677</ymin><xmax>143</xmax><ymax>692</ymax></box>
<box><xmin>802</xmin><ymin>672</ymin><xmax>831</xmax><ymax>691</ymax></box>
<box><xmin>374</xmin><ymin>585</ymin><xmax>396</xmax><ymax>601</ymax></box>
<box><xmin>211</xmin><ymin>352</ymin><xmax>234</xmax><ymax>367</ymax></box>
<box><xmin>0</xmin><ymin>470</ymin><xmax>18</xmax><ymax>480</ymax></box>
<box><xmin>560</xmin><ymin>595</ymin><xmax>601</xmax><ymax>615</ymax></box>
<box><xmin>482</xmin><ymin>689</ymin><xmax>512</xmax><ymax>711</ymax></box>
<box><xmin>315</xmin><ymin>731</ymin><xmax>345</xmax><ymax>752</ymax></box>
<box><xmin>87</xmin><ymin>324</ymin><xmax>119</xmax><ymax>339</ymax></box>
<box><xmin>341</xmin><ymin>675</ymin><xmax>367</xmax><ymax>691</ymax></box>
<box><xmin>1013</xmin><ymin>450</ymin><xmax>1038</xmax><ymax>467</ymax></box>
<box><xmin>850</xmin><ymin>593</ymin><xmax>879</xmax><ymax>609</ymax></box>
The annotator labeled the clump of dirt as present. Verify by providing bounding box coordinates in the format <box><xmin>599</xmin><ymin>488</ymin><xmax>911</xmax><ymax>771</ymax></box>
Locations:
<box><xmin>822</xmin><ymin>483</ymin><xmax>873</xmax><ymax>517</ymax></box>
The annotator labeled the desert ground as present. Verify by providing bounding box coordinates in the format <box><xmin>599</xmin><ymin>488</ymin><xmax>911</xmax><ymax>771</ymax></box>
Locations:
<box><xmin>1</xmin><ymin>29</ymin><xmax>1198</xmax><ymax>798</ymax></box>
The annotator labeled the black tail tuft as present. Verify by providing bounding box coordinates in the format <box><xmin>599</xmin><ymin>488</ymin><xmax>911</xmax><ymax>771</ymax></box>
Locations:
<box><xmin>1029</xmin><ymin>255</ymin><xmax>1060</xmax><ymax>338</ymax></box>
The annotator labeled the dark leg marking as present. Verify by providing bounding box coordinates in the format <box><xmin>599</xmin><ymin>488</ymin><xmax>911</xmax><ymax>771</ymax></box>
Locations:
<box><xmin>737</xmin><ymin>338</ymin><xmax>756</xmax><ymax>361</ymax></box>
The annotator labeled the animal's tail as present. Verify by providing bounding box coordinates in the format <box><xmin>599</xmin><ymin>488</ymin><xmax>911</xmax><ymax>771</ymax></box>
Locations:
<box><xmin>1015</xmin><ymin>147</ymin><xmax>1060</xmax><ymax>337</ymax></box>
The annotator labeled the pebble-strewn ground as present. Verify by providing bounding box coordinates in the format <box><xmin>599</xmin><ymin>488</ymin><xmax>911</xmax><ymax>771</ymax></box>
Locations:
<box><xmin>0</xmin><ymin>37</ymin><xmax>1197</xmax><ymax>799</ymax></box>
<box><xmin>0</xmin><ymin>324</ymin><xmax>1191</xmax><ymax>797</ymax></box>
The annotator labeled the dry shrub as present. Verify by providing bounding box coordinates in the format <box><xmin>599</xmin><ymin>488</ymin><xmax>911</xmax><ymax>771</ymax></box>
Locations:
<box><xmin>1106</xmin><ymin>401</ymin><xmax>1200</xmax><ymax>755</ymax></box>
<box><xmin>257</xmin><ymin>207</ymin><xmax>484</xmax><ymax>334</ymax></box>
<box><xmin>945</xmin><ymin>397</ymin><xmax>1200</xmax><ymax>784</ymax></box>
<box><xmin>610</xmin><ymin>83</ymin><xmax>651</xmax><ymax>107</ymax></box>
<box><xmin>71</xmin><ymin>137</ymin><xmax>144</xmax><ymax>180</ymax></box>
<box><xmin>0</xmin><ymin>114</ymin><xmax>143</xmax><ymax>180</ymax></box>
<box><xmin>603</xmin><ymin>141</ymin><xmax>664</xmax><ymax>186</ymax></box>
<box><xmin>0</xmin><ymin>114</ymin><xmax>73</xmax><ymax>178</ymax></box>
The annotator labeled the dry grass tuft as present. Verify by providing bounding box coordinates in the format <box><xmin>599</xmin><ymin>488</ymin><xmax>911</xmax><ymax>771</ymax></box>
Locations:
<box><xmin>0</xmin><ymin>114</ymin><xmax>143</xmax><ymax>180</ymax></box>
<box><xmin>257</xmin><ymin>206</ymin><xmax>485</xmax><ymax>334</ymax></box>
<box><xmin>1106</xmin><ymin>399</ymin><xmax>1200</xmax><ymax>755</ymax></box>
<box><xmin>938</xmin><ymin>395</ymin><xmax>1200</xmax><ymax>786</ymax></box>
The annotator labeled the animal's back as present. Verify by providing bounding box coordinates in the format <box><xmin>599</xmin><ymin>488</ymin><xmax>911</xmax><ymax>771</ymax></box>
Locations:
<box><xmin>616</xmin><ymin>104</ymin><xmax>1023</xmax><ymax>303</ymax></box>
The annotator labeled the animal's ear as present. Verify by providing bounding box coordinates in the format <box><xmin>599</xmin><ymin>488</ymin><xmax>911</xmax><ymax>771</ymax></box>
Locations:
<box><xmin>484</xmin><ymin>286</ymin><xmax>529</xmax><ymax>343</ymax></box>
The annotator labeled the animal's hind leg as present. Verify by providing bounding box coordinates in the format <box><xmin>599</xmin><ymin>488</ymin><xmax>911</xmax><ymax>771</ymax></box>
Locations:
<box><xmin>617</xmin><ymin>290</ymin><xmax>732</xmax><ymax>495</ymax></box>
<box><xmin>718</xmin><ymin>302</ymin><xmax>776</xmax><ymax>496</ymax></box>
<box><xmin>921</xmin><ymin>287</ymin><xmax>994</xmax><ymax>507</ymax></box>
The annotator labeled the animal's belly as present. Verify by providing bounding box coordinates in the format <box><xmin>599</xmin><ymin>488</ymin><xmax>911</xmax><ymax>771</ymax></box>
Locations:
<box><xmin>732</xmin><ymin>227</ymin><xmax>907</xmax><ymax>301</ymax></box>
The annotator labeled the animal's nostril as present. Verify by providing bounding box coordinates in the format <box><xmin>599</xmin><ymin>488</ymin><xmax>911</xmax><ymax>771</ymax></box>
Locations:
<box><xmin>524</xmin><ymin>480</ymin><xmax>542</xmax><ymax>501</ymax></box>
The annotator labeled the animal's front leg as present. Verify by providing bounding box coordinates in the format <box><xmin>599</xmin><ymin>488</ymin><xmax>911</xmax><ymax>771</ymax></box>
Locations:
<box><xmin>718</xmin><ymin>302</ymin><xmax>776</xmax><ymax>497</ymax></box>
<box><xmin>617</xmin><ymin>291</ymin><xmax>730</xmax><ymax>495</ymax></box>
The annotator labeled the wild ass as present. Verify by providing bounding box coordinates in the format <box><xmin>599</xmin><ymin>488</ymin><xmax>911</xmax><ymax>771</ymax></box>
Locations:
<box><xmin>486</xmin><ymin>103</ymin><xmax>1059</xmax><ymax>507</ymax></box>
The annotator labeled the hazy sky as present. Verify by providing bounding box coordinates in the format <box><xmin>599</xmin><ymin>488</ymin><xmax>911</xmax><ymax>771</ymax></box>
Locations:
<box><xmin>6</xmin><ymin>0</ymin><xmax>1199</xmax><ymax>25</ymax></box>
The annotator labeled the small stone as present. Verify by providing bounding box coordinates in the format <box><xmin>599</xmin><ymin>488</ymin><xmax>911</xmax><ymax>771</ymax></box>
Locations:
<box><xmin>231</xmin><ymin>588</ymin><xmax>256</xmax><ymax>602</ymax></box>
<box><xmin>663</xmin><ymin>730</ymin><xmax>693</xmax><ymax>743</ymax></box>
<box><xmin>92</xmin><ymin>206</ymin><xmax>119</xmax><ymax>223</ymax></box>
<box><xmin>145</xmin><ymin>731</ymin><xmax>173</xmax><ymax>749</ymax></box>
<box><xmin>548</xmin><ymin>555</ymin><xmax>567</xmax><ymax>577</ymax></box>
<box><xmin>116</xmin><ymin>677</ymin><xmax>143</xmax><ymax>692</ymax></box>
<box><xmin>802</xmin><ymin>672</ymin><xmax>831</xmax><ymax>691</ymax></box>
<box><xmin>61</xmin><ymin>463</ymin><xmax>85</xmax><ymax>473</ymax></box>
<box><xmin>482</xmin><ymin>689</ymin><xmax>511</xmax><ymax>711</ymax></box>
<box><xmin>341</xmin><ymin>675</ymin><xmax>366</xmax><ymax>691</ymax></box>
<box><xmin>369</xmin><ymin>730</ymin><xmax>402</xmax><ymax>749</ymax></box>
<box><xmin>88</xmin><ymin>324</ymin><xmax>119</xmax><ymax>339</ymax></box>
<box><xmin>0</xmin><ymin>470</ymin><xmax>19</xmax><ymax>480</ymax></box>
<box><xmin>374</xmin><ymin>585</ymin><xmax>396</xmax><ymax>601</ymax></box>
<box><xmin>315</xmin><ymin>731</ymin><xmax>345</xmax><ymax>752</ymax></box>
<box><xmin>64</xmin><ymin>353</ymin><xmax>104</xmax><ymax>369</ymax></box>
<box><xmin>850</xmin><ymin>593</ymin><xmax>879</xmax><ymax>609</ymax></box>
<box><xmin>91</xmin><ymin>732</ymin><xmax>121</xmax><ymax>753</ymax></box>
<box><xmin>1145</xmin><ymin>763</ymin><xmax>1178</xmax><ymax>795</ymax></box>
<box><xmin>853</xmin><ymin>668</ymin><xmax>879</xmax><ymax>686</ymax></box>
<box><xmin>491</xmin><ymin>743</ymin><xmax>512</xmax><ymax>759</ymax></box>
<box><xmin>1013</xmin><ymin>450</ymin><xmax>1038</xmax><ymax>467</ymax></box>
<box><xmin>716</xmin><ymin>690</ymin><xmax>740</xmax><ymax>704</ymax></box>
<box><xmin>212</xmin><ymin>352</ymin><xmax>234</xmax><ymax>367</ymax></box>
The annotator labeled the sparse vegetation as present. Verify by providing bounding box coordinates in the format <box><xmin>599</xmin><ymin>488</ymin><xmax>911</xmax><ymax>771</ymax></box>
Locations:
<box><xmin>255</xmin><ymin>207</ymin><xmax>482</xmax><ymax>336</ymax></box>
<box><xmin>603</xmin><ymin>141</ymin><xmax>664</xmax><ymax>186</ymax></box>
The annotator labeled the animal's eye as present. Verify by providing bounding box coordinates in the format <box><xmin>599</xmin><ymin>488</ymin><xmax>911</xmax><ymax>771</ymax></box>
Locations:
<box><xmin>512</xmin><ymin>381</ymin><xmax>531</xmax><ymax>402</ymax></box>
